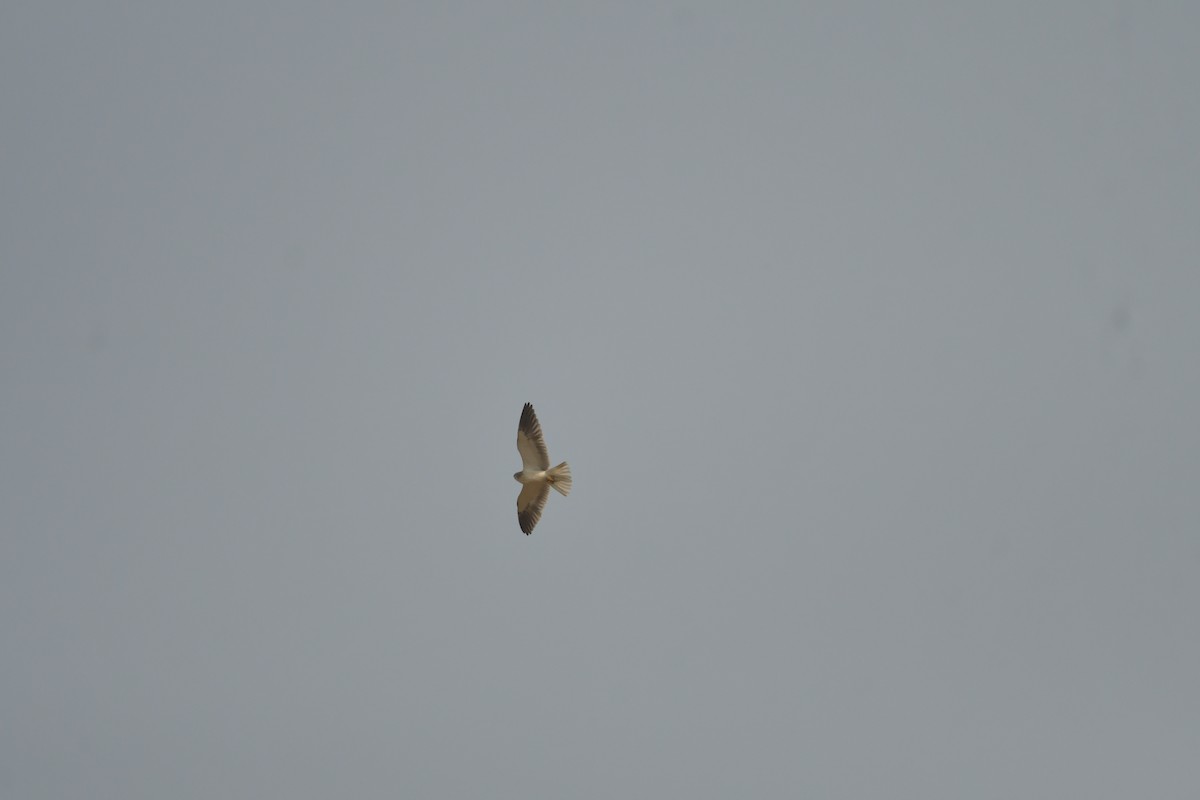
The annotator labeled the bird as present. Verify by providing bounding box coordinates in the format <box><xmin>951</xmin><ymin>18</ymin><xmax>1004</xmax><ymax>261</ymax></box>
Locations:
<box><xmin>514</xmin><ymin>403</ymin><xmax>572</xmax><ymax>534</ymax></box>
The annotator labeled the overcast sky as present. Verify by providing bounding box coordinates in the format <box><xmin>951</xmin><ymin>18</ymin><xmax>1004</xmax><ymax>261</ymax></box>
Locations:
<box><xmin>3</xmin><ymin>3</ymin><xmax>1199</xmax><ymax>798</ymax></box>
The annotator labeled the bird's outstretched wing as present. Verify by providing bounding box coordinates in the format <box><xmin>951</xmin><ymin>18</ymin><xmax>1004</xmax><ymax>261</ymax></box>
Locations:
<box><xmin>517</xmin><ymin>481</ymin><xmax>551</xmax><ymax>535</ymax></box>
<box><xmin>517</xmin><ymin>402</ymin><xmax>550</xmax><ymax>470</ymax></box>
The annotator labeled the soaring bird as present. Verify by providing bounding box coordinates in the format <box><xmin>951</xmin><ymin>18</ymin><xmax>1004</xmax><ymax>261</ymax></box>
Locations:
<box><xmin>513</xmin><ymin>403</ymin><xmax>572</xmax><ymax>534</ymax></box>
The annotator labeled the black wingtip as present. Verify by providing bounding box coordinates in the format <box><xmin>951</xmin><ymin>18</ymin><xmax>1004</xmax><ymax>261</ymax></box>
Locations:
<box><xmin>519</xmin><ymin>402</ymin><xmax>539</xmax><ymax>433</ymax></box>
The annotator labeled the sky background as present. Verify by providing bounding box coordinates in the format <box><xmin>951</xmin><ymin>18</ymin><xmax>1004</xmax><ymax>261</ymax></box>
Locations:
<box><xmin>3</xmin><ymin>3</ymin><xmax>1199</xmax><ymax>798</ymax></box>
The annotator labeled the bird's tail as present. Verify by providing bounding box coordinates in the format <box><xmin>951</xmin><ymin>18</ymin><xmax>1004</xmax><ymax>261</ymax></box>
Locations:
<box><xmin>548</xmin><ymin>462</ymin><xmax>572</xmax><ymax>496</ymax></box>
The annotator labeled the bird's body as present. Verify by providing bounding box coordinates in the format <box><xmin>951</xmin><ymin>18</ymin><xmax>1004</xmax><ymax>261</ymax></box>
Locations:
<box><xmin>514</xmin><ymin>403</ymin><xmax>571</xmax><ymax>534</ymax></box>
<box><xmin>513</xmin><ymin>467</ymin><xmax>558</xmax><ymax>486</ymax></box>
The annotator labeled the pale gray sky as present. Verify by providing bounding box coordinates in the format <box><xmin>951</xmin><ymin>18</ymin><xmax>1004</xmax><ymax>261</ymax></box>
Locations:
<box><xmin>3</xmin><ymin>3</ymin><xmax>1199</xmax><ymax>798</ymax></box>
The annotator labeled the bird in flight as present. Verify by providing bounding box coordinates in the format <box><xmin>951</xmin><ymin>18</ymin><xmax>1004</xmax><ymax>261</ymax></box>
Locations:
<box><xmin>514</xmin><ymin>402</ymin><xmax>572</xmax><ymax>534</ymax></box>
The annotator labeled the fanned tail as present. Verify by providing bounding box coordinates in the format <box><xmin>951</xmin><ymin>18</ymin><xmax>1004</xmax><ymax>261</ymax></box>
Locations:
<box><xmin>548</xmin><ymin>462</ymin><xmax>572</xmax><ymax>496</ymax></box>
